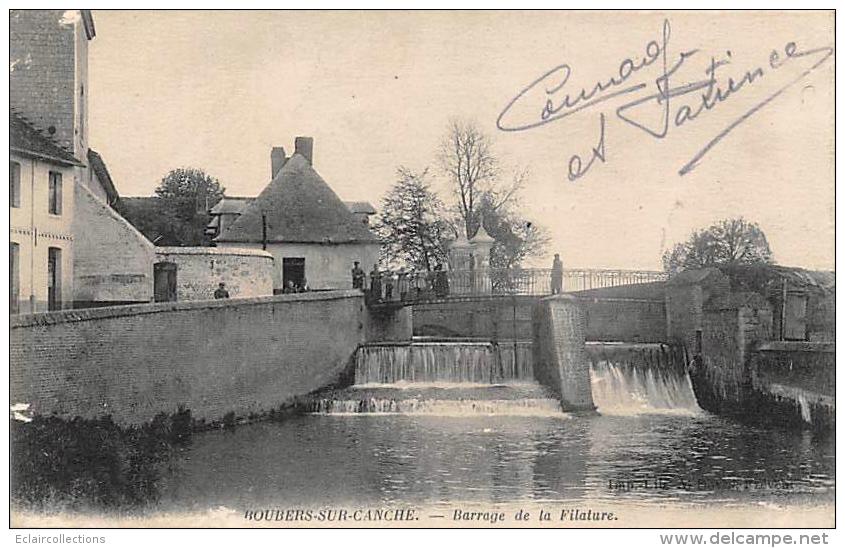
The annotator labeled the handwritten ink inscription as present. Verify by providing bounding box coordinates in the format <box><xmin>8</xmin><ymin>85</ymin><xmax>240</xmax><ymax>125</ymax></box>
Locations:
<box><xmin>496</xmin><ymin>19</ymin><xmax>833</xmax><ymax>181</ymax></box>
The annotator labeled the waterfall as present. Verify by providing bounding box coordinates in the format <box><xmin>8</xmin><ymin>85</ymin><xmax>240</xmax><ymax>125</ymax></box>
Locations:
<box><xmin>587</xmin><ymin>343</ymin><xmax>701</xmax><ymax>415</ymax></box>
<box><xmin>304</xmin><ymin>341</ymin><xmax>564</xmax><ymax>416</ymax></box>
<box><xmin>355</xmin><ymin>342</ymin><xmax>534</xmax><ymax>385</ymax></box>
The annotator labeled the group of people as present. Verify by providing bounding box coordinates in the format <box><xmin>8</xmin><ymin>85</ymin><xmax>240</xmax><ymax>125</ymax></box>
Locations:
<box><xmin>212</xmin><ymin>276</ymin><xmax>310</xmax><ymax>300</ymax></box>
<box><xmin>351</xmin><ymin>261</ymin><xmax>451</xmax><ymax>302</ymax></box>
<box><xmin>353</xmin><ymin>262</ymin><xmax>394</xmax><ymax>301</ymax></box>
<box><xmin>282</xmin><ymin>279</ymin><xmax>310</xmax><ymax>293</ymax></box>
<box><xmin>213</xmin><ymin>253</ymin><xmax>564</xmax><ymax>301</ymax></box>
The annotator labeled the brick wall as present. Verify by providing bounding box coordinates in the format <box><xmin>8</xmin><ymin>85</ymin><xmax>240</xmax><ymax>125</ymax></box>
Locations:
<box><xmin>693</xmin><ymin>295</ymin><xmax>774</xmax><ymax>413</ymax></box>
<box><xmin>365</xmin><ymin>305</ymin><xmax>414</xmax><ymax>342</ymax></box>
<box><xmin>10</xmin><ymin>291</ymin><xmax>366</xmax><ymax>425</ymax></box>
<box><xmin>154</xmin><ymin>247</ymin><xmax>274</xmax><ymax>301</ymax></box>
<box><xmin>751</xmin><ymin>342</ymin><xmax>835</xmax><ymax>397</ymax></box>
<box><xmin>412</xmin><ymin>296</ymin><xmax>536</xmax><ymax>340</ymax></box>
<box><xmin>666</xmin><ymin>269</ymin><xmax>731</xmax><ymax>349</ymax></box>
<box><xmin>578</xmin><ymin>297</ymin><xmax>666</xmax><ymax>342</ymax></box>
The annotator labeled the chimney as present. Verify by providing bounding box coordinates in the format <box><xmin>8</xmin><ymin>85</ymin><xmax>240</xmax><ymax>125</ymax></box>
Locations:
<box><xmin>294</xmin><ymin>136</ymin><xmax>314</xmax><ymax>165</ymax></box>
<box><xmin>271</xmin><ymin>147</ymin><xmax>287</xmax><ymax>179</ymax></box>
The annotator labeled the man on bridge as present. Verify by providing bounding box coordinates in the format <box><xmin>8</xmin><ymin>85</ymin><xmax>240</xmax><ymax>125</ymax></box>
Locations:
<box><xmin>551</xmin><ymin>254</ymin><xmax>564</xmax><ymax>294</ymax></box>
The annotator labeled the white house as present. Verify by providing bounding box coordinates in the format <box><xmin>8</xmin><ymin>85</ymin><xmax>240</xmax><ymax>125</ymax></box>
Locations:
<box><xmin>215</xmin><ymin>138</ymin><xmax>381</xmax><ymax>291</ymax></box>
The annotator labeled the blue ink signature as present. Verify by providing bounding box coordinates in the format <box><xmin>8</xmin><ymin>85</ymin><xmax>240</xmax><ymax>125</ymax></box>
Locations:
<box><xmin>496</xmin><ymin>19</ymin><xmax>833</xmax><ymax>179</ymax></box>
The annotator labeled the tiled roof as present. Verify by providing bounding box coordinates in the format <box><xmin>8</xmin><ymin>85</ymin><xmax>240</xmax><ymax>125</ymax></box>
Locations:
<box><xmin>87</xmin><ymin>149</ymin><xmax>120</xmax><ymax>205</ymax></box>
<box><xmin>216</xmin><ymin>154</ymin><xmax>380</xmax><ymax>244</ymax></box>
<box><xmin>9</xmin><ymin>110</ymin><xmax>84</xmax><ymax>167</ymax></box>
<box><xmin>210</xmin><ymin>196</ymin><xmax>252</xmax><ymax>215</ymax></box>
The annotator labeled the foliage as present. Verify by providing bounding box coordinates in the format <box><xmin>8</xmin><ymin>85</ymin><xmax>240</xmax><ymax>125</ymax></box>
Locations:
<box><xmin>471</xmin><ymin>194</ymin><xmax>549</xmax><ymax>269</ymax></box>
<box><xmin>10</xmin><ymin>409</ymin><xmax>192</xmax><ymax>511</ymax></box>
<box><xmin>373</xmin><ymin>167</ymin><xmax>449</xmax><ymax>271</ymax></box>
<box><xmin>662</xmin><ymin>218</ymin><xmax>773</xmax><ymax>274</ymax></box>
<box><xmin>436</xmin><ymin>119</ymin><xmax>546</xmax><ymax>267</ymax></box>
<box><xmin>117</xmin><ymin>168</ymin><xmax>225</xmax><ymax>246</ymax></box>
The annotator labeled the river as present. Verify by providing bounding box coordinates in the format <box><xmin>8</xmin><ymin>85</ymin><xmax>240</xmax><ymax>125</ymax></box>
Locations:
<box><xmin>154</xmin><ymin>343</ymin><xmax>834</xmax><ymax>520</ymax></box>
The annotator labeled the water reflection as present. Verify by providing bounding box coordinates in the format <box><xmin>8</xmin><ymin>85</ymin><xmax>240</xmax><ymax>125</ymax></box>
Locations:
<box><xmin>157</xmin><ymin>413</ymin><xmax>833</xmax><ymax>510</ymax></box>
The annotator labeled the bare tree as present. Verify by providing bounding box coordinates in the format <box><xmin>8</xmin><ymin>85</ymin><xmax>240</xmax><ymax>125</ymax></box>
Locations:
<box><xmin>438</xmin><ymin>119</ymin><xmax>527</xmax><ymax>237</ymax></box>
<box><xmin>437</xmin><ymin>119</ymin><xmax>543</xmax><ymax>268</ymax></box>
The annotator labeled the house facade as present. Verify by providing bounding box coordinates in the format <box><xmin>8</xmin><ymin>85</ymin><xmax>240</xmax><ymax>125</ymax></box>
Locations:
<box><xmin>10</xmin><ymin>9</ymin><xmax>159</xmax><ymax>310</ymax></box>
<box><xmin>215</xmin><ymin>138</ymin><xmax>381</xmax><ymax>291</ymax></box>
<box><xmin>10</xmin><ymin>113</ymin><xmax>82</xmax><ymax>313</ymax></box>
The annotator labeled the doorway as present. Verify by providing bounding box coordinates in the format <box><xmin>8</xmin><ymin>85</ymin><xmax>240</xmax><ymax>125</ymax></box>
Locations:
<box><xmin>282</xmin><ymin>257</ymin><xmax>306</xmax><ymax>290</ymax></box>
<box><xmin>47</xmin><ymin>247</ymin><xmax>62</xmax><ymax>311</ymax></box>
<box><xmin>154</xmin><ymin>262</ymin><xmax>178</xmax><ymax>302</ymax></box>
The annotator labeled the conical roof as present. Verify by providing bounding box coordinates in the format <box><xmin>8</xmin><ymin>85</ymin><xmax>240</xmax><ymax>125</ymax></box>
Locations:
<box><xmin>216</xmin><ymin>154</ymin><xmax>379</xmax><ymax>244</ymax></box>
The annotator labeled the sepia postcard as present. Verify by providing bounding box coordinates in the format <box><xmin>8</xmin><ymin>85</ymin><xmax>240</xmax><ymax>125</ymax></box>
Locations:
<box><xmin>6</xmin><ymin>8</ymin><xmax>836</xmax><ymax>532</ymax></box>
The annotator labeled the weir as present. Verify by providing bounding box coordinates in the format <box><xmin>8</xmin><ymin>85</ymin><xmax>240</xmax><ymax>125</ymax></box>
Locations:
<box><xmin>586</xmin><ymin>342</ymin><xmax>701</xmax><ymax>415</ymax></box>
<box><xmin>302</xmin><ymin>339</ymin><xmax>702</xmax><ymax>417</ymax></box>
<box><xmin>301</xmin><ymin>340</ymin><xmax>563</xmax><ymax>416</ymax></box>
<box><xmin>354</xmin><ymin>341</ymin><xmax>534</xmax><ymax>385</ymax></box>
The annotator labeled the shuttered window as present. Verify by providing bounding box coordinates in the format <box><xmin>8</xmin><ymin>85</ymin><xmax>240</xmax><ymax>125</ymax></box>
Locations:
<box><xmin>48</xmin><ymin>171</ymin><xmax>62</xmax><ymax>215</ymax></box>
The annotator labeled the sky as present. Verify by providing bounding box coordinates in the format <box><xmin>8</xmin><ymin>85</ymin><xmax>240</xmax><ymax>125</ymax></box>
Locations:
<box><xmin>88</xmin><ymin>10</ymin><xmax>834</xmax><ymax>270</ymax></box>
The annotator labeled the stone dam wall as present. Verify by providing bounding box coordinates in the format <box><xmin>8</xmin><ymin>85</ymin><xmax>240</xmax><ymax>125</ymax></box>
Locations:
<box><xmin>9</xmin><ymin>290</ymin><xmax>395</xmax><ymax>426</ymax></box>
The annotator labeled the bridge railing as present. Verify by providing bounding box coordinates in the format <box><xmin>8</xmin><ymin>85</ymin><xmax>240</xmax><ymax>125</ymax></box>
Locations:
<box><xmin>365</xmin><ymin>268</ymin><xmax>668</xmax><ymax>304</ymax></box>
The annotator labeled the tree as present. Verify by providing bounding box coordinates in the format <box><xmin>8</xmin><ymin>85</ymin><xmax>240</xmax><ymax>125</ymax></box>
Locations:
<box><xmin>117</xmin><ymin>168</ymin><xmax>225</xmax><ymax>246</ymax></box>
<box><xmin>438</xmin><ymin>119</ymin><xmax>545</xmax><ymax>267</ymax></box>
<box><xmin>373</xmin><ymin>167</ymin><xmax>449</xmax><ymax>271</ymax></box>
<box><xmin>662</xmin><ymin>217</ymin><xmax>773</xmax><ymax>274</ymax></box>
<box><xmin>473</xmin><ymin>193</ymin><xmax>549</xmax><ymax>269</ymax></box>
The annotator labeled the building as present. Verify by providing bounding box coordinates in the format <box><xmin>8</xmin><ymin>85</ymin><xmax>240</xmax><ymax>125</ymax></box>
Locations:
<box><xmin>205</xmin><ymin>196</ymin><xmax>254</xmax><ymax>240</ymax></box>
<box><xmin>205</xmin><ymin>196</ymin><xmax>375</xmax><ymax>240</ymax></box>
<box><xmin>10</xmin><ymin>9</ymin><xmax>272</xmax><ymax>310</ymax></box>
<box><xmin>10</xmin><ymin>9</ymin><xmax>158</xmax><ymax>310</ymax></box>
<box><xmin>10</xmin><ymin>112</ymin><xmax>83</xmax><ymax>313</ymax></box>
<box><xmin>215</xmin><ymin>137</ymin><xmax>381</xmax><ymax>291</ymax></box>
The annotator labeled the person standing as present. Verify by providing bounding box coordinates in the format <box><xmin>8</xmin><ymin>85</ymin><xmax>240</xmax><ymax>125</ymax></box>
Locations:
<box><xmin>351</xmin><ymin>261</ymin><xmax>365</xmax><ymax>290</ymax></box>
<box><xmin>214</xmin><ymin>282</ymin><xmax>230</xmax><ymax>299</ymax></box>
<box><xmin>369</xmin><ymin>264</ymin><xmax>382</xmax><ymax>302</ymax></box>
<box><xmin>551</xmin><ymin>253</ymin><xmax>564</xmax><ymax>295</ymax></box>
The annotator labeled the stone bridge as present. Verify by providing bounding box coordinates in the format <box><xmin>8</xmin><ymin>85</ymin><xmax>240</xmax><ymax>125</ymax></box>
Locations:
<box><xmin>364</xmin><ymin>267</ymin><xmax>670</xmax><ymax>343</ymax></box>
<box><xmin>364</xmin><ymin>267</ymin><xmax>668</xmax><ymax>308</ymax></box>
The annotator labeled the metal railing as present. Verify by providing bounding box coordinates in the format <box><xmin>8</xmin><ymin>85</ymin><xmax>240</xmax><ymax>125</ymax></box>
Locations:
<box><xmin>364</xmin><ymin>268</ymin><xmax>668</xmax><ymax>305</ymax></box>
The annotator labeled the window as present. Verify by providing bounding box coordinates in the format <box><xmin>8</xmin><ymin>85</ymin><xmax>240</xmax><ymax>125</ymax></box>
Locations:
<box><xmin>10</xmin><ymin>243</ymin><xmax>19</xmax><ymax>314</ymax></box>
<box><xmin>47</xmin><ymin>247</ymin><xmax>62</xmax><ymax>311</ymax></box>
<box><xmin>10</xmin><ymin>161</ymin><xmax>21</xmax><ymax>208</ymax></box>
<box><xmin>48</xmin><ymin>171</ymin><xmax>62</xmax><ymax>215</ymax></box>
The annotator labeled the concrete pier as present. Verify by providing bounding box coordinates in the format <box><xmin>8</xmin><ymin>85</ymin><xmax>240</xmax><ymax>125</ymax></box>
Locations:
<box><xmin>532</xmin><ymin>295</ymin><xmax>595</xmax><ymax>411</ymax></box>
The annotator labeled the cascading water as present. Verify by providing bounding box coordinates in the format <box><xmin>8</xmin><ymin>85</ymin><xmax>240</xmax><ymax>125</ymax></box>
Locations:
<box><xmin>355</xmin><ymin>342</ymin><xmax>535</xmax><ymax>385</ymax></box>
<box><xmin>587</xmin><ymin>342</ymin><xmax>701</xmax><ymax>415</ymax></box>
<box><xmin>302</xmin><ymin>341</ymin><xmax>565</xmax><ymax>417</ymax></box>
